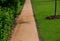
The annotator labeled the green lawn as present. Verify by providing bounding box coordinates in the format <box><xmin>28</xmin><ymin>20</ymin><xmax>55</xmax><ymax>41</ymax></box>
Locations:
<box><xmin>31</xmin><ymin>0</ymin><xmax>60</xmax><ymax>41</ymax></box>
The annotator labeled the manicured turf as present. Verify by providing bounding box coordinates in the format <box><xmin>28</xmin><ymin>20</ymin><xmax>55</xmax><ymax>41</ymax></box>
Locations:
<box><xmin>31</xmin><ymin>0</ymin><xmax>60</xmax><ymax>41</ymax></box>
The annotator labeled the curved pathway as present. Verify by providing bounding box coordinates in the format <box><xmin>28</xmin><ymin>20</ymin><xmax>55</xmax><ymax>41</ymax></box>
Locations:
<box><xmin>10</xmin><ymin>0</ymin><xmax>39</xmax><ymax>41</ymax></box>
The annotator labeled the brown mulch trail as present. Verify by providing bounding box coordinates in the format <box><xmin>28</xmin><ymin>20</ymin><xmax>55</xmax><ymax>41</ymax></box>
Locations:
<box><xmin>10</xmin><ymin>0</ymin><xmax>39</xmax><ymax>41</ymax></box>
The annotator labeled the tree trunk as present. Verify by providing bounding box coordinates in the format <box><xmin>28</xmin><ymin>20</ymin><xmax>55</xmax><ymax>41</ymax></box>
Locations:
<box><xmin>55</xmin><ymin>0</ymin><xmax>57</xmax><ymax>16</ymax></box>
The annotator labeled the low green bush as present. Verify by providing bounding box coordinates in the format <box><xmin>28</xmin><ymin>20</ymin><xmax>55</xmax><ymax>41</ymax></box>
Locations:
<box><xmin>0</xmin><ymin>7</ymin><xmax>14</xmax><ymax>41</ymax></box>
<box><xmin>0</xmin><ymin>0</ymin><xmax>25</xmax><ymax>41</ymax></box>
<box><xmin>20</xmin><ymin>0</ymin><xmax>25</xmax><ymax>5</ymax></box>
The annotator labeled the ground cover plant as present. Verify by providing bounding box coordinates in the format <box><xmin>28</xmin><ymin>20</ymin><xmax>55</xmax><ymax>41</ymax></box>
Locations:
<box><xmin>31</xmin><ymin>0</ymin><xmax>60</xmax><ymax>41</ymax></box>
<box><xmin>0</xmin><ymin>0</ymin><xmax>25</xmax><ymax>41</ymax></box>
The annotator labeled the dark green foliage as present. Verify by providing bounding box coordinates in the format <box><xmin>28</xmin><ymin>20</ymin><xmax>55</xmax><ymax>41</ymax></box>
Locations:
<box><xmin>0</xmin><ymin>0</ymin><xmax>25</xmax><ymax>7</ymax></box>
<box><xmin>0</xmin><ymin>0</ymin><xmax>25</xmax><ymax>41</ymax></box>
<box><xmin>20</xmin><ymin>0</ymin><xmax>25</xmax><ymax>5</ymax></box>
<box><xmin>0</xmin><ymin>0</ymin><xmax>18</xmax><ymax>7</ymax></box>
<box><xmin>0</xmin><ymin>7</ymin><xmax>14</xmax><ymax>41</ymax></box>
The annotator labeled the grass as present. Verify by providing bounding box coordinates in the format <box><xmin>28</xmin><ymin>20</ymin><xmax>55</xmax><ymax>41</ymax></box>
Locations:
<box><xmin>31</xmin><ymin>0</ymin><xmax>60</xmax><ymax>41</ymax></box>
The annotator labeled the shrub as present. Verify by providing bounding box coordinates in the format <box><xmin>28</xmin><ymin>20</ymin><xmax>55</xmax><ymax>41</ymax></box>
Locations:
<box><xmin>20</xmin><ymin>0</ymin><xmax>25</xmax><ymax>5</ymax></box>
<box><xmin>0</xmin><ymin>7</ymin><xmax>14</xmax><ymax>41</ymax></box>
<box><xmin>0</xmin><ymin>0</ymin><xmax>25</xmax><ymax>41</ymax></box>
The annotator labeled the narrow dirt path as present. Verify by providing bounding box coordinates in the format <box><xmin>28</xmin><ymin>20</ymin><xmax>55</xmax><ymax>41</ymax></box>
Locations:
<box><xmin>10</xmin><ymin>0</ymin><xmax>39</xmax><ymax>41</ymax></box>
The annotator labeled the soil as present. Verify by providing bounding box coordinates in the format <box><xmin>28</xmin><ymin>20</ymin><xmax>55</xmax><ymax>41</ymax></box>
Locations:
<box><xmin>46</xmin><ymin>15</ymin><xmax>60</xmax><ymax>19</ymax></box>
<box><xmin>10</xmin><ymin>0</ymin><xmax>39</xmax><ymax>41</ymax></box>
